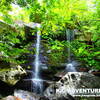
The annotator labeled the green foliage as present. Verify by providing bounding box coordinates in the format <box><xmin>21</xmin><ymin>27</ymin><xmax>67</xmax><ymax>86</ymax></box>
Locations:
<box><xmin>0</xmin><ymin>0</ymin><xmax>12</xmax><ymax>11</ymax></box>
<box><xmin>71</xmin><ymin>40</ymin><xmax>100</xmax><ymax>69</ymax></box>
<box><xmin>0</xmin><ymin>0</ymin><xmax>99</xmax><ymax>70</ymax></box>
<box><xmin>0</xmin><ymin>22</ymin><xmax>30</xmax><ymax>64</ymax></box>
<box><xmin>48</xmin><ymin>40</ymin><xmax>67</xmax><ymax>66</ymax></box>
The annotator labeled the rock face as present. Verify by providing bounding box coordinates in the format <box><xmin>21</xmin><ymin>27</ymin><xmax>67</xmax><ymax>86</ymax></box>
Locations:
<box><xmin>44</xmin><ymin>72</ymin><xmax>100</xmax><ymax>100</ymax></box>
<box><xmin>0</xmin><ymin>90</ymin><xmax>49</xmax><ymax>100</ymax></box>
<box><xmin>0</xmin><ymin>65</ymin><xmax>26</xmax><ymax>85</ymax></box>
<box><xmin>1</xmin><ymin>73</ymin><xmax>100</xmax><ymax>100</ymax></box>
<box><xmin>0</xmin><ymin>96</ymin><xmax>22</xmax><ymax>100</ymax></box>
<box><xmin>14</xmin><ymin>90</ymin><xmax>40</xmax><ymax>100</ymax></box>
<box><xmin>14</xmin><ymin>90</ymin><xmax>49</xmax><ymax>100</ymax></box>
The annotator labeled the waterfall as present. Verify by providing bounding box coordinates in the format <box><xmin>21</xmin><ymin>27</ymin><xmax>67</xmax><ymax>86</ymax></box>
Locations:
<box><xmin>66</xmin><ymin>29</ymin><xmax>71</xmax><ymax>63</ymax></box>
<box><xmin>66</xmin><ymin>29</ymin><xmax>77</xmax><ymax>72</ymax></box>
<box><xmin>34</xmin><ymin>30</ymin><xmax>41</xmax><ymax>79</ymax></box>
<box><xmin>18</xmin><ymin>23</ymin><xmax>43</xmax><ymax>94</ymax></box>
<box><xmin>32</xmin><ymin>29</ymin><xmax>43</xmax><ymax>94</ymax></box>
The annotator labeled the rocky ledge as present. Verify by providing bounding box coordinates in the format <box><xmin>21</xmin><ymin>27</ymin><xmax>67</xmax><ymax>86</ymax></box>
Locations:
<box><xmin>44</xmin><ymin>72</ymin><xmax>100</xmax><ymax>100</ymax></box>
<box><xmin>1</xmin><ymin>72</ymin><xmax>100</xmax><ymax>100</ymax></box>
<box><xmin>0</xmin><ymin>65</ymin><xmax>26</xmax><ymax>85</ymax></box>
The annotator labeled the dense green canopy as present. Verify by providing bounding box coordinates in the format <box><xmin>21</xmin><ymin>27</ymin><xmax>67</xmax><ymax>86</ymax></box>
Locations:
<box><xmin>0</xmin><ymin>0</ymin><xmax>99</xmax><ymax>69</ymax></box>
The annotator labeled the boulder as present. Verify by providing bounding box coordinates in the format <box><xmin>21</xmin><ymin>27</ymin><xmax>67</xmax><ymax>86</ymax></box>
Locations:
<box><xmin>14</xmin><ymin>90</ymin><xmax>48</xmax><ymax>100</ymax></box>
<box><xmin>0</xmin><ymin>89</ymin><xmax>49</xmax><ymax>100</ymax></box>
<box><xmin>0</xmin><ymin>65</ymin><xmax>26</xmax><ymax>85</ymax></box>
<box><xmin>44</xmin><ymin>72</ymin><xmax>100</xmax><ymax>100</ymax></box>
<box><xmin>14</xmin><ymin>90</ymin><xmax>39</xmax><ymax>100</ymax></box>
<box><xmin>0</xmin><ymin>96</ymin><xmax>22</xmax><ymax>100</ymax></box>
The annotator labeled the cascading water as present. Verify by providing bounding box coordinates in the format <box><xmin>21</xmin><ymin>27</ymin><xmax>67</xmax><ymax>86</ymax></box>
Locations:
<box><xmin>32</xmin><ymin>27</ymin><xmax>43</xmax><ymax>94</ymax></box>
<box><xmin>66</xmin><ymin>29</ymin><xmax>77</xmax><ymax>72</ymax></box>
<box><xmin>22</xmin><ymin>23</ymin><xmax>43</xmax><ymax>94</ymax></box>
<box><xmin>34</xmin><ymin>30</ymin><xmax>41</xmax><ymax>79</ymax></box>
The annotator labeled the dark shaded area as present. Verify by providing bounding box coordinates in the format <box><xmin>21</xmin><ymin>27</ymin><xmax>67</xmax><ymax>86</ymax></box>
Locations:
<box><xmin>0</xmin><ymin>80</ymin><xmax>14</xmax><ymax>97</ymax></box>
<box><xmin>0</xmin><ymin>60</ymin><xmax>10</xmax><ymax>69</ymax></box>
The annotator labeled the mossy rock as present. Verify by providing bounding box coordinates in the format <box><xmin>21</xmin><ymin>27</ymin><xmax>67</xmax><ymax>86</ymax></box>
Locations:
<box><xmin>0</xmin><ymin>65</ymin><xmax>26</xmax><ymax>85</ymax></box>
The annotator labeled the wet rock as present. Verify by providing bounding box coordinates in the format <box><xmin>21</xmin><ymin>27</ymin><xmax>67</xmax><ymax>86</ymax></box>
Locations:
<box><xmin>0</xmin><ymin>92</ymin><xmax>49</xmax><ymax>100</ymax></box>
<box><xmin>88</xmin><ymin>69</ymin><xmax>100</xmax><ymax>76</ymax></box>
<box><xmin>0</xmin><ymin>96</ymin><xmax>22</xmax><ymax>100</ymax></box>
<box><xmin>39</xmin><ymin>96</ymin><xmax>49</xmax><ymax>100</ymax></box>
<box><xmin>44</xmin><ymin>72</ymin><xmax>100</xmax><ymax>100</ymax></box>
<box><xmin>14</xmin><ymin>90</ymin><xmax>49</xmax><ymax>100</ymax></box>
<box><xmin>14</xmin><ymin>89</ymin><xmax>53</xmax><ymax>100</ymax></box>
<box><xmin>0</xmin><ymin>65</ymin><xmax>26</xmax><ymax>85</ymax></box>
<box><xmin>14</xmin><ymin>90</ymin><xmax>40</xmax><ymax>100</ymax></box>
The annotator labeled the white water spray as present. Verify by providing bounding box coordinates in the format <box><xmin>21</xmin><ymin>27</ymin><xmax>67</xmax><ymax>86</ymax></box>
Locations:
<box><xmin>33</xmin><ymin>28</ymin><xmax>43</xmax><ymax>93</ymax></box>
<box><xmin>29</xmin><ymin>24</ymin><xmax>43</xmax><ymax>94</ymax></box>
<box><xmin>34</xmin><ymin>30</ymin><xmax>41</xmax><ymax>79</ymax></box>
<box><xmin>66</xmin><ymin>29</ymin><xmax>76</xmax><ymax>72</ymax></box>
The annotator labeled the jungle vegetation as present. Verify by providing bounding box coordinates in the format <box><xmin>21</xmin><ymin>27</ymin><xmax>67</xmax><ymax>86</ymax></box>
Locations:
<box><xmin>0</xmin><ymin>0</ymin><xmax>99</xmax><ymax>69</ymax></box>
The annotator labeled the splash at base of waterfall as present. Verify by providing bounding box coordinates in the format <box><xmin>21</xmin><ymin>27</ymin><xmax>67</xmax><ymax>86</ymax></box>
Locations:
<box><xmin>66</xmin><ymin>63</ymin><xmax>77</xmax><ymax>72</ymax></box>
<box><xmin>32</xmin><ymin>78</ymin><xmax>43</xmax><ymax>94</ymax></box>
<box><xmin>66</xmin><ymin>29</ymin><xmax>77</xmax><ymax>72</ymax></box>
